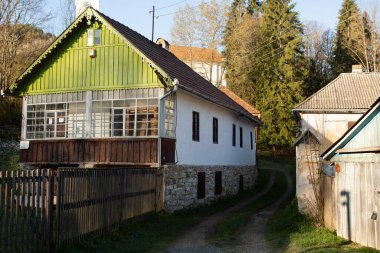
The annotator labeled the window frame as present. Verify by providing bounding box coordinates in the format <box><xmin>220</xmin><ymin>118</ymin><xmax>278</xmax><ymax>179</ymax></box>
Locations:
<box><xmin>88</xmin><ymin>29</ymin><xmax>101</xmax><ymax>46</ymax></box>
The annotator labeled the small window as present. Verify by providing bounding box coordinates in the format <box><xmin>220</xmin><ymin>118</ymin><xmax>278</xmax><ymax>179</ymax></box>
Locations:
<box><xmin>192</xmin><ymin>111</ymin><xmax>200</xmax><ymax>141</ymax></box>
<box><xmin>213</xmin><ymin>117</ymin><xmax>218</xmax><ymax>144</ymax></box>
<box><xmin>239</xmin><ymin>175</ymin><xmax>244</xmax><ymax>193</ymax></box>
<box><xmin>240</xmin><ymin>127</ymin><xmax>243</xmax><ymax>148</ymax></box>
<box><xmin>232</xmin><ymin>124</ymin><xmax>236</xmax><ymax>146</ymax></box>
<box><xmin>88</xmin><ymin>29</ymin><xmax>101</xmax><ymax>46</ymax></box>
<box><xmin>250</xmin><ymin>131</ymin><xmax>253</xmax><ymax>150</ymax></box>
<box><xmin>215</xmin><ymin>171</ymin><xmax>222</xmax><ymax>195</ymax></box>
<box><xmin>197</xmin><ymin>172</ymin><xmax>206</xmax><ymax>199</ymax></box>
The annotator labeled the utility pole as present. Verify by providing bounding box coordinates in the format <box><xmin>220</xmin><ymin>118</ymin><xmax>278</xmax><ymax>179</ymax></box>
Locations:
<box><xmin>150</xmin><ymin>6</ymin><xmax>156</xmax><ymax>41</ymax></box>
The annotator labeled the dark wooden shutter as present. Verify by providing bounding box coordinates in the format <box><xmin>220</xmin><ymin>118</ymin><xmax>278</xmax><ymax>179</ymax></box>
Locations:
<box><xmin>192</xmin><ymin>111</ymin><xmax>199</xmax><ymax>141</ymax></box>
<box><xmin>213</xmin><ymin>117</ymin><xmax>218</xmax><ymax>144</ymax></box>
<box><xmin>197</xmin><ymin>172</ymin><xmax>206</xmax><ymax>199</ymax></box>
<box><xmin>232</xmin><ymin>124</ymin><xmax>236</xmax><ymax>146</ymax></box>
<box><xmin>240</xmin><ymin>127</ymin><xmax>243</xmax><ymax>148</ymax></box>
<box><xmin>239</xmin><ymin>175</ymin><xmax>244</xmax><ymax>192</ymax></box>
<box><xmin>215</xmin><ymin>171</ymin><xmax>222</xmax><ymax>195</ymax></box>
<box><xmin>250</xmin><ymin>131</ymin><xmax>253</xmax><ymax>150</ymax></box>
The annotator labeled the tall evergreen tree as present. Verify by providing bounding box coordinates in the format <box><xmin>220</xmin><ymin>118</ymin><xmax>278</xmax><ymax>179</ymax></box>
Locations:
<box><xmin>331</xmin><ymin>0</ymin><xmax>361</xmax><ymax>76</ymax></box>
<box><xmin>223</xmin><ymin>0</ymin><xmax>261</xmax><ymax>100</ymax></box>
<box><xmin>254</xmin><ymin>0</ymin><xmax>306</xmax><ymax>149</ymax></box>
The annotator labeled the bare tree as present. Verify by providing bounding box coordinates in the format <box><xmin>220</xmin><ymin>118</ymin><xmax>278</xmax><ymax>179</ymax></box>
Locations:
<box><xmin>341</xmin><ymin>5</ymin><xmax>380</xmax><ymax>72</ymax></box>
<box><xmin>0</xmin><ymin>0</ymin><xmax>52</xmax><ymax>91</ymax></box>
<box><xmin>60</xmin><ymin>0</ymin><xmax>76</xmax><ymax>31</ymax></box>
<box><xmin>170</xmin><ymin>0</ymin><xmax>228</xmax><ymax>84</ymax></box>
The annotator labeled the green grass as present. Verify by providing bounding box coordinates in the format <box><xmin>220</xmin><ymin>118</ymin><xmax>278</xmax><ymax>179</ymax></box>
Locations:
<box><xmin>55</xmin><ymin>180</ymin><xmax>265</xmax><ymax>253</ymax></box>
<box><xmin>208</xmin><ymin>168</ymin><xmax>288</xmax><ymax>247</ymax></box>
<box><xmin>266</xmin><ymin>200</ymin><xmax>379</xmax><ymax>253</ymax></box>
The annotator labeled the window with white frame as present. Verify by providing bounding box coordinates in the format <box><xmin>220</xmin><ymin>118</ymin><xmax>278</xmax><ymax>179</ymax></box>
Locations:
<box><xmin>88</xmin><ymin>29</ymin><xmax>101</xmax><ymax>46</ymax></box>
<box><xmin>163</xmin><ymin>93</ymin><xmax>175</xmax><ymax>138</ymax></box>
<box><xmin>25</xmin><ymin>93</ymin><xmax>161</xmax><ymax>140</ymax></box>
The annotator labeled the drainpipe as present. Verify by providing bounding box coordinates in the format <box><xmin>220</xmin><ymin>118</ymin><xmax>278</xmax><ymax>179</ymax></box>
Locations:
<box><xmin>157</xmin><ymin>80</ymin><xmax>178</xmax><ymax>167</ymax></box>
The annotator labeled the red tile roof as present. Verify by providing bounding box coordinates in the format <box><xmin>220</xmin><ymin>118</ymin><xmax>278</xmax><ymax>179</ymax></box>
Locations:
<box><xmin>169</xmin><ymin>45</ymin><xmax>223</xmax><ymax>63</ymax></box>
<box><xmin>219</xmin><ymin>86</ymin><xmax>261</xmax><ymax>118</ymax></box>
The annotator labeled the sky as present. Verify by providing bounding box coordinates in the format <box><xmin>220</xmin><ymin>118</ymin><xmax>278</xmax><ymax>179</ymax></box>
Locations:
<box><xmin>44</xmin><ymin>0</ymin><xmax>374</xmax><ymax>40</ymax></box>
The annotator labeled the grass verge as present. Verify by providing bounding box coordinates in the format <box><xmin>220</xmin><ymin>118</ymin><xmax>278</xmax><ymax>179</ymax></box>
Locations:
<box><xmin>208</xmin><ymin>168</ymin><xmax>288</xmax><ymax>247</ymax></box>
<box><xmin>266</xmin><ymin>200</ymin><xmax>379</xmax><ymax>253</ymax></box>
<box><xmin>55</xmin><ymin>171</ymin><xmax>270</xmax><ymax>253</ymax></box>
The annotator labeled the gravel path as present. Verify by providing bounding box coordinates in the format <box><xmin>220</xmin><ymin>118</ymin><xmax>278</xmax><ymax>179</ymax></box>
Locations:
<box><xmin>166</xmin><ymin>170</ymin><xmax>276</xmax><ymax>253</ymax></box>
<box><xmin>227</xmin><ymin>168</ymin><xmax>293</xmax><ymax>253</ymax></box>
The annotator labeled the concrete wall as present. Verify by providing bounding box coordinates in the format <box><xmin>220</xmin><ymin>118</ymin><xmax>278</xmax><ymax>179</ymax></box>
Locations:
<box><xmin>163</xmin><ymin>165</ymin><xmax>257</xmax><ymax>212</ymax></box>
<box><xmin>175</xmin><ymin>89</ymin><xmax>257</xmax><ymax>166</ymax></box>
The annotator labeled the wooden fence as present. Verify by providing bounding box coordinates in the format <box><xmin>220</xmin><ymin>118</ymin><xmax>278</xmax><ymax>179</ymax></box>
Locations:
<box><xmin>0</xmin><ymin>169</ymin><xmax>54</xmax><ymax>253</ymax></box>
<box><xmin>0</xmin><ymin>167</ymin><xmax>163</xmax><ymax>252</ymax></box>
<box><xmin>56</xmin><ymin>167</ymin><xmax>163</xmax><ymax>246</ymax></box>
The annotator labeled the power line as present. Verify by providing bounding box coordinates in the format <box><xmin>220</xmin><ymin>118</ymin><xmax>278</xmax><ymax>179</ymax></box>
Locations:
<box><xmin>156</xmin><ymin>0</ymin><xmax>187</xmax><ymax>11</ymax></box>
<box><xmin>157</xmin><ymin>1</ymin><xmax>210</xmax><ymax>18</ymax></box>
<box><xmin>251</xmin><ymin>9</ymin><xmax>361</xmax><ymax>59</ymax></box>
<box><xmin>252</xmin><ymin>12</ymin><xmax>361</xmax><ymax>64</ymax></box>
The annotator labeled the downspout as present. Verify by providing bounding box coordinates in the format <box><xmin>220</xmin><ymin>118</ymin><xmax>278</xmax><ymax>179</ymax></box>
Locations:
<box><xmin>158</xmin><ymin>80</ymin><xmax>178</xmax><ymax>167</ymax></box>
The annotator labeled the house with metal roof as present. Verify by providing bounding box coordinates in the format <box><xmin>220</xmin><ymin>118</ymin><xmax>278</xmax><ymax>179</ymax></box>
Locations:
<box><xmin>321</xmin><ymin>98</ymin><xmax>380</xmax><ymax>250</ymax></box>
<box><xmin>292</xmin><ymin>69</ymin><xmax>380</xmax><ymax>223</ymax></box>
<box><xmin>9</xmin><ymin>7</ymin><xmax>261</xmax><ymax>211</ymax></box>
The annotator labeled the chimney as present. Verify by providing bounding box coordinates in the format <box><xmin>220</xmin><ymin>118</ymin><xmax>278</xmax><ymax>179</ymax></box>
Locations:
<box><xmin>352</xmin><ymin>64</ymin><xmax>363</xmax><ymax>73</ymax></box>
<box><xmin>75</xmin><ymin>0</ymin><xmax>100</xmax><ymax>17</ymax></box>
<box><xmin>156</xmin><ymin>38</ymin><xmax>170</xmax><ymax>50</ymax></box>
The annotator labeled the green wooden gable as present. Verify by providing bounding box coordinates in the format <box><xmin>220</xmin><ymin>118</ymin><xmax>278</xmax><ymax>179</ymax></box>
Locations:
<box><xmin>12</xmin><ymin>9</ymin><xmax>167</xmax><ymax>95</ymax></box>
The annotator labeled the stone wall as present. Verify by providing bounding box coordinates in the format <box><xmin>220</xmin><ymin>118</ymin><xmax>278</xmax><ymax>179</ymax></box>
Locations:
<box><xmin>163</xmin><ymin>165</ymin><xmax>257</xmax><ymax>212</ymax></box>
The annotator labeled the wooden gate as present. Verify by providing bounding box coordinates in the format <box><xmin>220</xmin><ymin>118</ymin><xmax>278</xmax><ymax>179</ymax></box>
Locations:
<box><xmin>56</xmin><ymin>167</ymin><xmax>163</xmax><ymax>246</ymax></box>
<box><xmin>0</xmin><ymin>169</ymin><xmax>54</xmax><ymax>253</ymax></box>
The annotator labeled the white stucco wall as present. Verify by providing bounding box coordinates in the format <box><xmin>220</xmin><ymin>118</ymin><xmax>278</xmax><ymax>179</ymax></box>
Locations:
<box><xmin>175</xmin><ymin>90</ymin><xmax>257</xmax><ymax>166</ymax></box>
<box><xmin>187</xmin><ymin>61</ymin><xmax>226</xmax><ymax>87</ymax></box>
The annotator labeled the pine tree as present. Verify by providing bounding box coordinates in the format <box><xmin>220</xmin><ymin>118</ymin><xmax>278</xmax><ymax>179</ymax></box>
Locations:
<box><xmin>254</xmin><ymin>0</ymin><xmax>306</xmax><ymax>149</ymax></box>
<box><xmin>331</xmin><ymin>0</ymin><xmax>361</xmax><ymax>76</ymax></box>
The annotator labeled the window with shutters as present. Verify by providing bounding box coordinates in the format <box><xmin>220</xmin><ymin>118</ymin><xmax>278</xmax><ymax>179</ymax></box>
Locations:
<box><xmin>232</xmin><ymin>124</ymin><xmax>236</xmax><ymax>146</ymax></box>
<box><xmin>192</xmin><ymin>111</ymin><xmax>200</xmax><ymax>141</ymax></box>
<box><xmin>240</xmin><ymin>127</ymin><xmax>243</xmax><ymax>148</ymax></box>
<box><xmin>213</xmin><ymin>117</ymin><xmax>218</xmax><ymax>144</ymax></box>
<box><xmin>215</xmin><ymin>171</ymin><xmax>222</xmax><ymax>195</ymax></box>
<box><xmin>197</xmin><ymin>172</ymin><xmax>206</xmax><ymax>199</ymax></box>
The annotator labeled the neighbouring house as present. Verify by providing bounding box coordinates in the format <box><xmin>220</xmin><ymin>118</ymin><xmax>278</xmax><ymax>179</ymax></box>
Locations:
<box><xmin>9</xmin><ymin>7</ymin><xmax>262</xmax><ymax>212</ymax></box>
<box><xmin>293</xmin><ymin>68</ymin><xmax>380</xmax><ymax>223</ymax></box>
<box><xmin>321</xmin><ymin>97</ymin><xmax>380</xmax><ymax>250</ymax></box>
<box><xmin>156</xmin><ymin>38</ymin><xmax>227</xmax><ymax>87</ymax></box>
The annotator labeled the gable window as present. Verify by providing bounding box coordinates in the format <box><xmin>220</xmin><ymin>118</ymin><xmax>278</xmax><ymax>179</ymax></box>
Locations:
<box><xmin>240</xmin><ymin>127</ymin><xmax>243</xmax><ymax>148</ymax></box>
<box><xmin>88</xmin><ymin>29</ymin><xmax>101</xmax><ymax>46</ymax></box>
<box><xmin>213</xmin><ymin>117</ymin><xmax>218</xmax><ymax>144</ymax></box>
<box><xmin>192</xmin><ymin>111</ymin><xmax>200</xmax><ymax>141</ymax></box>
<box><xmin>232</xmin><ymin>124</ymin><xmax>236</xmax><ymax>146</ymax></box>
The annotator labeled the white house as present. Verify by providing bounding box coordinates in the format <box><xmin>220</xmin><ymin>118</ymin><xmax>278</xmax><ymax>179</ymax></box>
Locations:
<box><xmin>293</xmin><ymin>69</ymin><xmax>380</xmax><ymax>223</ymax></box>
<box><xmin>156</xmin><ymin>38</ymin><xmax>227</xmax><ymax>87</ymax></box>
<box><xmin>10</xmin><ymin>6</ymin><xmax>262</xmax><ymax>212</ymax></box>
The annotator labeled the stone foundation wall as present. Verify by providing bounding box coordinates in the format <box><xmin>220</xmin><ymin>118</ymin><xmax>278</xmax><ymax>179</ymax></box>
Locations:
<box><xmin>163</xmin><ymin>165</ymin><xmax>257</xmax><ymax>212</ymax></box>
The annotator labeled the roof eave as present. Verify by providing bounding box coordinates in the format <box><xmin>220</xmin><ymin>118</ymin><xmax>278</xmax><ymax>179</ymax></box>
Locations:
<box><xmin>177</xmin><ymin>84</ymin><xmax>262</xmax><ymax>126</ymax></box>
